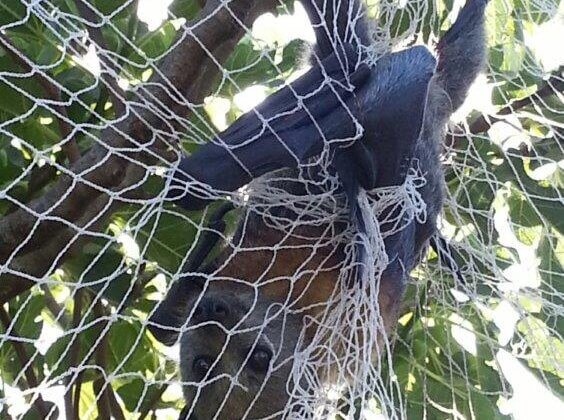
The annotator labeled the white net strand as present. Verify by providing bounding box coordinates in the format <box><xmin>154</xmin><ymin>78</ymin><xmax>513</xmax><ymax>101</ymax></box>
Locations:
<box><xmin>0</xmin><ymin>0</ymin><xmax>563</xmax><ymax>419</ymax></box>
<box><xmin>279</xmin><ymin>165</ymin><xmax>428</xmax><ymax>419</ymax></box>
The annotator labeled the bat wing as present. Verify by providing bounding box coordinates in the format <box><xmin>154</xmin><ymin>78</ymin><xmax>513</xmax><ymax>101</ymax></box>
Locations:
<box><xmin>335</xmin><ymin>46</ymin><xmax>436</xmax><ymax>281</ymax></box>
<box><xmin>169</xmin><ymin>46</ymin><xmax>370</xmax><ymax>210</ymax></box>
<box><xmin>337</xmin><ymin>45</ymin><xmax>436</xmax><ymax>208</ymax></box>
<box><xmin>354</xmin><ymin>45</ymin><xmax>437</xmax><ymax>189</ymax></box>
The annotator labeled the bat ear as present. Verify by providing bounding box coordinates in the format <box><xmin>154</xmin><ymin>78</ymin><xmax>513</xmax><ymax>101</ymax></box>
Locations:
<box><xmin>148</xmin><ymin>276</ymin><xmax>205</xmax><ymax>346</ymax></box>
<box><xmin>147</xmin><ymin>299</ymin><xmax>182</xmax><ymax>346</ymax></box>
<box><xmin>148</xmin><ymin>203</ymin><xmax>231</xmax><ymax>345</ymax></box>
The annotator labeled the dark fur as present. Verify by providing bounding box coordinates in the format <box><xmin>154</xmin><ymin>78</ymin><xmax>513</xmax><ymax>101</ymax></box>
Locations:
<box><xmin>177</xmin><ymin>288</ymin><xmax>302</xmax><ymax>419</ymax></box>
<box><xmin>152</xmin><ymin>1</ymin><xmax>488</xmax><ymax>418</ymax></box>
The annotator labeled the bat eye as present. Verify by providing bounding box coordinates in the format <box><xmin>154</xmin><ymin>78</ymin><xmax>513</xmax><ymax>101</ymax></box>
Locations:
<box><xmin>192</xmin><ymin>356</ymin><xmax>212</xmax><ymax>379</ymax></box>
<box><xmin>248</xmin><ymin>346</ymin><xmax>272</xmax><ymax>373</ymax></box>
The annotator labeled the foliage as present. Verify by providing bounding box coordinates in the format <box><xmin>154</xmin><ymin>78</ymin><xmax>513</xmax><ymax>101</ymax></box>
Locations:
<box><xmin>0</xmin><ymin>0</ymin><xmax>562</xmax><ymax>418</ymax></box>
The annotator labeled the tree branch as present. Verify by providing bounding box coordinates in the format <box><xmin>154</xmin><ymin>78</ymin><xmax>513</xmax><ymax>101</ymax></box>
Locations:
<box><xmin>0</xmin><ymin>0</ymin><xmax>280</xmax><ymax>304</ymax></box>
<box><xmin>0</xmin><ymin>33</ymin><xmax>81</xmax><ymax>163</ymax></box>
<box><xmin>92</xmin><ymin>302</ymin><xmax>113</xmax><ymax>420</ymax></box>
<box><xmin>72</xmin><ymin>371</ymin><xmax>84</xmax><ymax>420</ymax></box>
<box><xmin>64</xmin><ymin>288</ymin><xmax>84</xmax><ymax>420</ymax></box>
<box><xmin>107</xmin><ymin>384</ymin><xmax>126</xmax><ymax>420</ymax></box>
<box><xmin>138</xmin><ymin>384</ymin><xmax>168</xmax><ymax>420</ymax></box>
<box><xmin>447</xmin><ymin>68</ymin><xmax>564</xmax><ymax>147</ymax></box>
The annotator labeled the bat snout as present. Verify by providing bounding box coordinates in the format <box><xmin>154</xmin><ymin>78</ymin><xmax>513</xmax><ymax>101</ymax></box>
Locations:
<box><xmin>193</xmin><ymin>297</ymin><xmax>231</xmax><ymax>324</ymax></box>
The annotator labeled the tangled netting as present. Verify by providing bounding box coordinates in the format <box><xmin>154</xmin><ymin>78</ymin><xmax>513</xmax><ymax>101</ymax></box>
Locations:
<box><xmin>0</xmin><ymin>0</ymin><xmax>562</xmax><ymax>419</ymax></box>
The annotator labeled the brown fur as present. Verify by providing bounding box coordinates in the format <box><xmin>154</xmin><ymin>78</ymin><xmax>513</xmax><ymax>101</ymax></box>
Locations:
<box><xmin>153</xmin><ymin>1</ymin><xmax>488</xmax><ymax>418</ymax></box>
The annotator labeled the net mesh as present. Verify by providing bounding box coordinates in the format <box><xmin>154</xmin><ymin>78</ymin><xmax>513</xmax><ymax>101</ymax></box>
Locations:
<box><xmin>0</xmin><ymin>0</ymin><xmax>562</xmax><ymax>419</ymax></box>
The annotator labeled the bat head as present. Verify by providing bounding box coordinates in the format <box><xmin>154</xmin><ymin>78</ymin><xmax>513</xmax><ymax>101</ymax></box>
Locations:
<box><xmin>179</xmin><ymin>286</ymin><xmax>302</xmax><ymax>419</ymax></box>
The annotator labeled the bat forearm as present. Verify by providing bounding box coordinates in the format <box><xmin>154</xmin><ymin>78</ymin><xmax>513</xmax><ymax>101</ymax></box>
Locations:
<box><xmin>300</xmin><ymin>0</ymin><xmax>371</xmax><ymax>59</ymax></box>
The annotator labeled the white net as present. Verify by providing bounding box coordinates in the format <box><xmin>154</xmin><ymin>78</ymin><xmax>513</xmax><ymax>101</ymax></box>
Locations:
<box><xmin>0</xmin><ymin>0</ymin><xmax>562</xmax><ymax>419</ymax></box>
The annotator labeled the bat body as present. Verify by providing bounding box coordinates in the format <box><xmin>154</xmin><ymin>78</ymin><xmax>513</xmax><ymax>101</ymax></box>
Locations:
<box><xmin>150</xmin><ymin>1</ymin><xmax>489</xmax><ymax>418</ymax></box>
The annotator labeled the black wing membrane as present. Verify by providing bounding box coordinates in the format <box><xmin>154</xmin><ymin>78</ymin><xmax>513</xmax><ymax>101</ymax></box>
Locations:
<box><xmin>220</xmin><ymin>43</ymin><xmax>362</xmax><ymax>140</ymax></box>
<box><xmin>169</xmin><ymin>46</ymin><xmax>370</xmax><ymax>210</ymax></box>
<box><xmin>337</xmin><ymin>45</ymin><xmax>436</xmax><ymax>210</ymax></box>
<box><xmin>360</xmin><ymin>46</ymin><xmax>436</xmax><ymax>188</ymax></box>
<box><xmin>336</xmin><ymin>45</ymin><xmax>436</xmax><ymax>280</ymax></box>
<box><xmin>170</xmin><ymin>41</ymin><xmax>436</xmax><ymax>217</ymax></box>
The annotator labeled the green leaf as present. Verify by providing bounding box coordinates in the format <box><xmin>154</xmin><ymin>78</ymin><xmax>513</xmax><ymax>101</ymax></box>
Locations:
<box><xmin>0</xmin><ymin>1</ymin><xmax>26</xmax><ymax>26</ymax></box>
<box><xmin>106</xmin><ymin>320</ymin><xmax>159</xmax><ymax>374</ymax></box>
<box><xmin>0</xmin><ymin>81</ymin><xmax>32</xmax><ymax>116</ymax></box>
<box><xmin>170</xmin><ymin>0</ymin><xmax>202</xmax><ymax>20</ymax></box>
<box><xmin>130</xmin><ymin>21</ymin><xmax>177</xmax><ymax>63</ymax></box>
<box><xmin>61</xmin><ymin>241</ymin><xmax>135</xmax><ymax>304</ymax></box>
<box><xmin>132</xmin><ymin>204</ymin><xmax>200</xmax><ymax>272</ymax></box>
<box><xmin>219</xmin><ymin>38</ymin><xmax>305</xmax><ymax>98</ymax></box>
<box><xmin>514</xmin><ymin>0</ymin><xmax>559</xmax><ymax>24</ymax></box>
<box><xmin>117</xmin><ymin>378</ymin><xmax>162</xmax><ymax>412</ymax></box>
<box><xmin>55</xmin><ymin>67</ymin><xmax>100</xmax><ymax>124</ymax></box>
